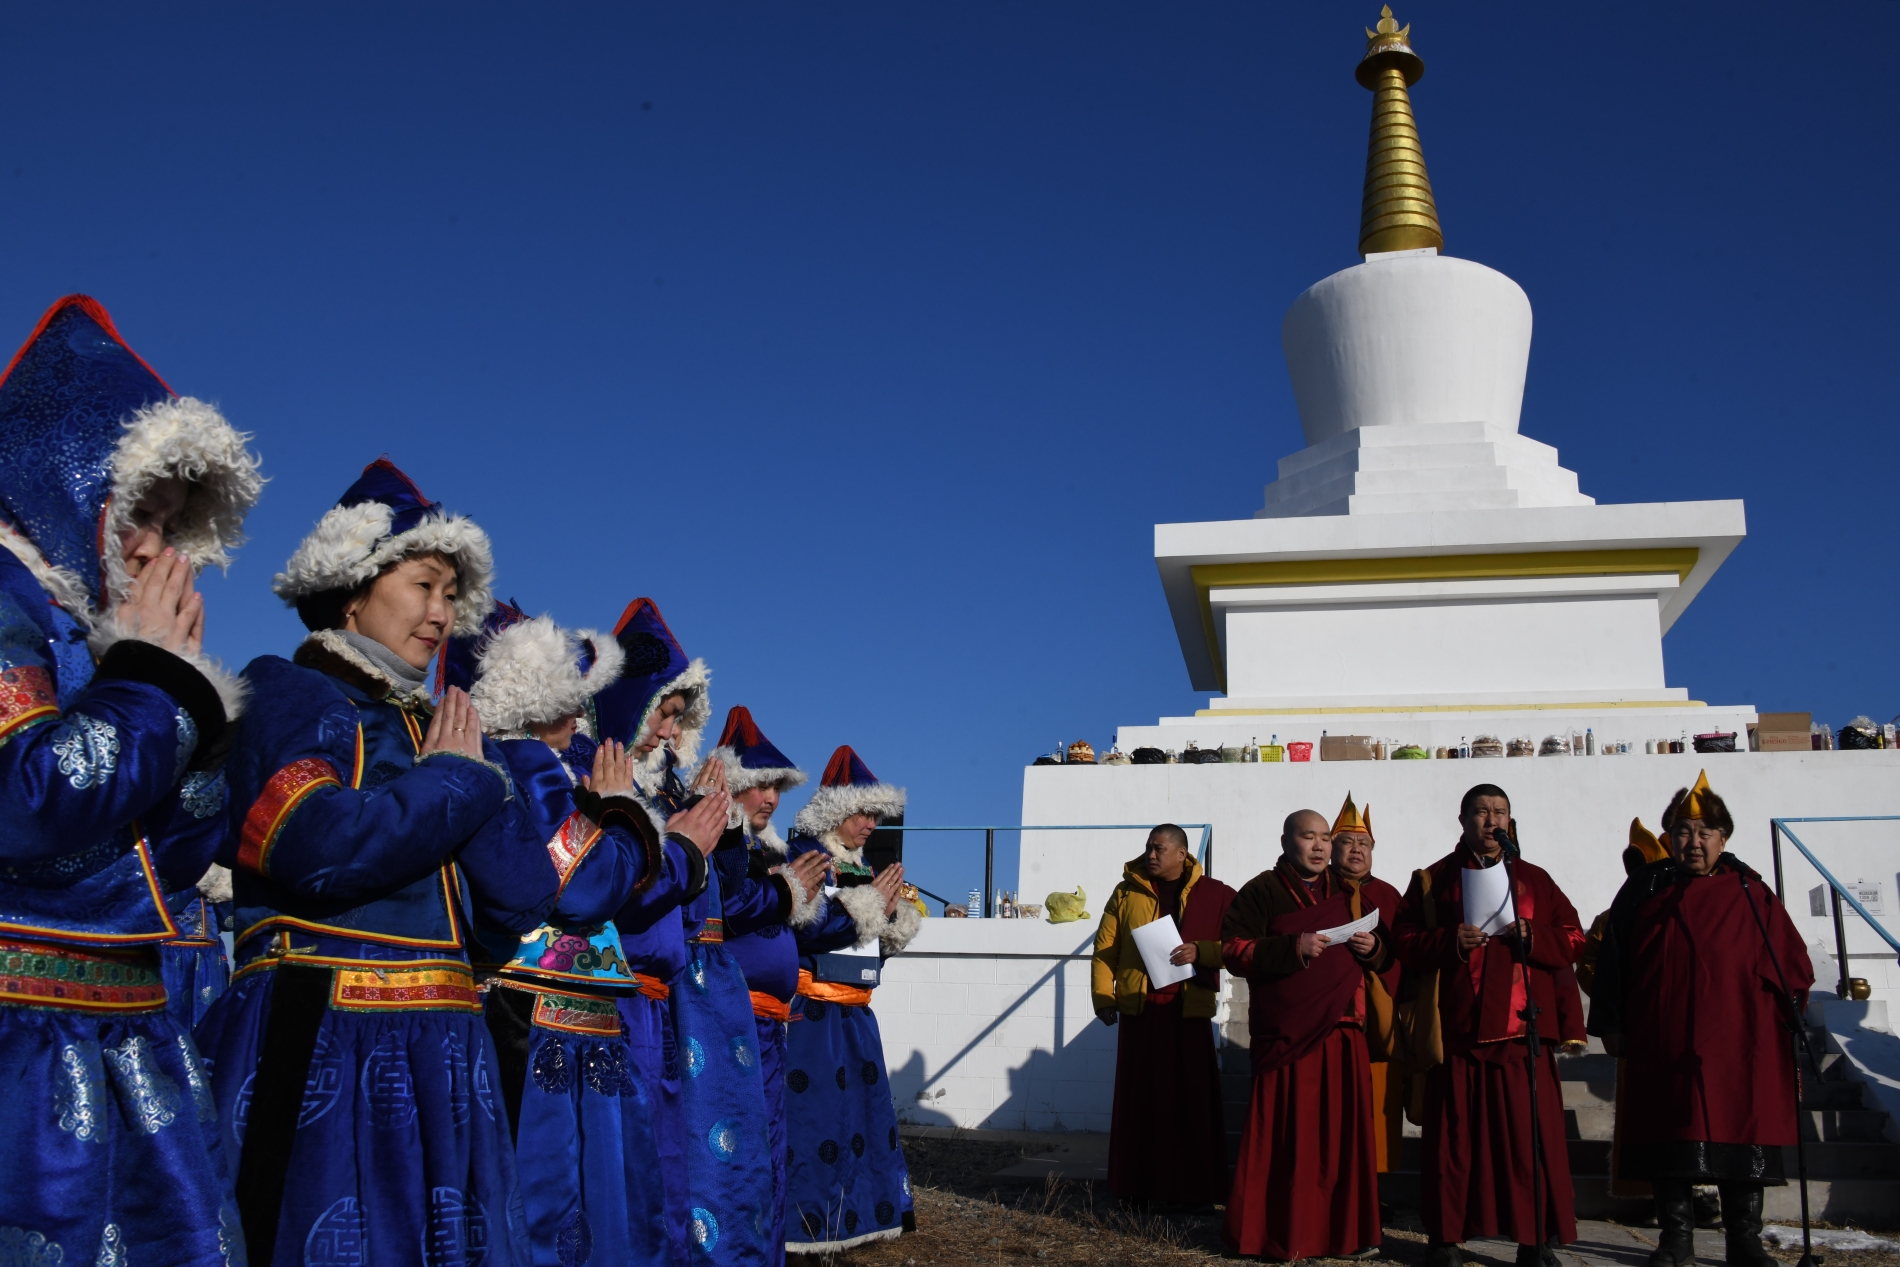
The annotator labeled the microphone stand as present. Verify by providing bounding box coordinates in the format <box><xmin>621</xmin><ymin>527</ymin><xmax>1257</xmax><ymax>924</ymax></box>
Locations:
<box><xmin>1494</xmin><ymin>827</ymin><xmax>1547</xmax><ymax>1259</ymax></box>
<box><xmin>1735</xmin><ymin>861</ymin><xmax>1823</xmax><ymax>1267</ymax></box>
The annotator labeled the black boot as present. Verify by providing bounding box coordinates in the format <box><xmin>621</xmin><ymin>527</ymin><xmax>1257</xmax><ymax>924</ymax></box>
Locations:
<box><xmin>1422</xmin><ymin>1242</ymin><xmax>1465</xmax><ymax>1267</ymax></box>
<box><xmin>1649</xmin><ymin>1179</ymin><xmax>1696</xmax><ymax>1267</ymax></box>
<box><xmin>1515</xmin><ymin>1242</ymin><xmax>1560</xmax><ymax>1267</ymax></box>
<box><xmin>1717</xmin><ymin>1183</ymin><xmax>1776</xmax><ymax>1267</ymax></box>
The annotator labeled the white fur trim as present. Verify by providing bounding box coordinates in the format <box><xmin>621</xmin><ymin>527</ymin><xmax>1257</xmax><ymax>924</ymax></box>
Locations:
<box><xmin>791</xmin><ymin>781</ymin><xmax>906</xmax><ymax>838</ymax></box>
<box><xmin>880</xmin><ymin>899</ymin><xmax>922</xmax><ymax>956</ymax></box>
<box><xmin>630</xmin><ymin>659</ymin><xmax>710</xmax><ymax>798</ymax></box>
<box><xmin>273</xmin><ymin>500</ymin><xmax>495</xmax><ymax>635</ymax></box>
<box><xmin>760</xmin><ymin>824</ymin><xmax>827</xmax><ymax>927</ymax></box>
<box><xmin>0</xmin><ymin>522</ymin><xmax>94</xmax><ymax>623</ymax></box>
<box><xmin>710</xmin><ymin>744</ymin><xmax>807</xmax><ymax>794</ymax></box>
<box><xmin>754</xmin><ymin>821</ymin><xmax>788</xmax><ymax>857</ymax></box>
<box><xmin>786</xmin><ymin>1226</ymin><xmax>901</xmax><ymax>1255</ymax></box>
<box><xmin>195</xmin><ymin>864</ymin><xmax>233</xmax><ymax>904</ymax></box>
<box><xmin>469</xmin><ymin>618</ymin><xmax>624</xmax><ymax>735</ymax></box>
<box><xmin>88</xmin><ymin>611</ymin><xmax>248</xmax><ymax>721</ymax></box>
<box><xmin>102</xmin><ymin>398</ymin><xmax>264</xmax><ymax>611</ymax></box>
<box><xmin>835</xmin><ymin>882</ymin><xmax>897</xmax><ymax>944</ymax></box>
<box><xmin>299</xmin><ymin>629</ymin><xmax>434</xmax><ymax>709</ymax></box>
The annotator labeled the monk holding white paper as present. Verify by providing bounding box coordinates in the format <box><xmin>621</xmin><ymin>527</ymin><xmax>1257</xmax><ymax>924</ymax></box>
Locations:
<box><xmin>1220</xmin><ymin>809</ymin><xmax>1392</xmax><ymax>1259</ymax></box>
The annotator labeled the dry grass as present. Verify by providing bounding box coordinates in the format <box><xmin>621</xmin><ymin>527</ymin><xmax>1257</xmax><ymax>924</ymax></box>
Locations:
<box><xmin>798</xmin><ymin>1138</ymin><xmax>1899</xmax><ymax>1267</ymax></box>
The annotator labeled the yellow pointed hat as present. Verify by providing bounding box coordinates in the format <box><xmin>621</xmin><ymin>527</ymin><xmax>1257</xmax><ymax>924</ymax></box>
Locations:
<box><xmin>1332</xmin><ymin>792</ymin><xmax>1374</xmax><ymax>842</ymax></box>
<box><xmin>1664</xmin><ymin>769</ymin><xmax>1717</xmax><ymax>829</ymax></box>
<box><xmin>1628</xmin><ymin>817</ymin><xmax>1669</xmax><ymax>865</ymax></box>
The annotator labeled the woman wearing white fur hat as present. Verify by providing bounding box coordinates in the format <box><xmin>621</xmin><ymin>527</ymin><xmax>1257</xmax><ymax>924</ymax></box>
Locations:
<box><xmin>197</xmin><ymin>458</ymin><xmax>560</xmax><ymax>1267</ymax></box>
<box><xmin>438</xmin><ymin>599</ymin><xmax>684</xmax><ymax>1267</ymax></box>
<box><xmin>0</xmin><ymin>295</ymin><xmax>263</xmax><ymax>1264</ymax></box>
<box><xmin>781</xmin><ymin>746</ymin><xmax>921</xmax><ymax>1255</ymax></box>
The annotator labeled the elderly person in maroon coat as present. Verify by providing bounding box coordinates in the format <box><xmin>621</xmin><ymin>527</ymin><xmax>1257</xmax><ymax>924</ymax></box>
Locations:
<box><xmin>1588</xmin><ymin>772</ymin><xmax>1812</xmax><ymax>1267</ymax></box>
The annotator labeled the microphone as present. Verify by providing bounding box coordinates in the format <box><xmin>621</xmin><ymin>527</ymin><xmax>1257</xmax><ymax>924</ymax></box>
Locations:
<box><xmin>1491</xmin><ymin>826</ymin><xmax>1518</xmax><ymax>859</ymax></box>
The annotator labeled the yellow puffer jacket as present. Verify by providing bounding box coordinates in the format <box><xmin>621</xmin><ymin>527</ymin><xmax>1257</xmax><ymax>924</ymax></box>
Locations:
<box><xmin>1090</xmin><ymin>856</ymin><xmax>1225</xmax><ymax>1019</ymax></box>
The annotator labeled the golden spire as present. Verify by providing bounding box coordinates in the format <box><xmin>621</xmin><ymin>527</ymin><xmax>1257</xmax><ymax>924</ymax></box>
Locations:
<box><xmin>1356</xmin><ymin>7</ymin><xmax>1443</xmax><ymax>258</ymax></box>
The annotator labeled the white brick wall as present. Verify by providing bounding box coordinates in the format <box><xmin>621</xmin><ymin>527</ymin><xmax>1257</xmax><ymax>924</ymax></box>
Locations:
<box><xmin>872</xmin><ymin>919</ymin><xmax>1128</xmax><ymax>1133</ymax></box>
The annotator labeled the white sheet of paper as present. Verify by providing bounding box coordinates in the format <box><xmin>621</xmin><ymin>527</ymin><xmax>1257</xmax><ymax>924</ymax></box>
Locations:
<box><xmin>1462</xmin><ymin>863</ymin><xmax>1517</xmax><ymax>935</ymax></box>
<box><xmin>1131</xmin><ymin>916</ymin><xmax>1196</xmax><ymax>988</ymax></box>
<box><xmin>1313</xmin><ymin>909</ymin><xmax>1379</xmax><ymax>945</ymax></box>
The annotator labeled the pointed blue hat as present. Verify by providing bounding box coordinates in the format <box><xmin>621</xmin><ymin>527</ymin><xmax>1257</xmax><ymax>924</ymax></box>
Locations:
<box><xmin>792</xmin><ymin>744</ymin><xmax>905</xmax><ymax>837</ymax></box>
<box><xmin>592</xmin><ymin>596</ymin><xmax>710</xmax><ymax>769</ymax></box>
<box><xmin>711</xmin><ymin>705</ymin><xmax>806</xmax><ymax>793</ymax></box>
<box><xmin>439</xmin><ymin>598</ymin><xmax>623</xmax><ymax>735</ymax></box>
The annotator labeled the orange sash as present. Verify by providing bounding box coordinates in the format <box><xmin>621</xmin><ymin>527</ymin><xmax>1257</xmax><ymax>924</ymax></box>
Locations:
<box><xmin>795</xmin><ymin>968</ymin><xmax>872</xmax><ymax>1008</ymax></box>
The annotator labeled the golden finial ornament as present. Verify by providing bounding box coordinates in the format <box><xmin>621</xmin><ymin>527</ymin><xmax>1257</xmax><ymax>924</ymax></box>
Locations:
<box><xmin>1356</xmin><ymin>7</ymin><xmax>1443</xmax><ymax>257</ymax></box>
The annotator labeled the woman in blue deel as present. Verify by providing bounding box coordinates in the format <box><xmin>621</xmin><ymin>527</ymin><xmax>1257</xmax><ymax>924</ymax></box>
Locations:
<box><xmin>198</xmin><ymin>457</ymin><xmax>560</xmax><ymax>1267</ymax></box>
<box><xmin>0</xmin><ymin>294</ymin><xmax>263</xmax><ymax>1264</ymax></box>
<box><xmin>782</xmin><ymin>747</ymin><xmax>921</xmax><ymax>1256</ymax></box>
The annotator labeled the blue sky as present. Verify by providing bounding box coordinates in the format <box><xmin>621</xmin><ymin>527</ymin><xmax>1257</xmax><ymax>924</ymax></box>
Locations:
<box><xmin>3</xmin><ymin>4</ymin><xmax>1891</xmax><ymax>908</ymax></box>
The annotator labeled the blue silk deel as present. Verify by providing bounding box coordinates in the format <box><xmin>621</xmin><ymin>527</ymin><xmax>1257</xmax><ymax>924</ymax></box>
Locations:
<box><xmin>671</xmin><ymin>867</ymin><xmax>775</xmax><ymax>1264</ymax></box>
<box><xmin>782</xmin><ymin>998</ymin><xmax>912</xmax><ymax>1253</ymax></box>
<box><xmin>160</xmin><ymin>892</ymin><xmax>231</xmax><ymax>1033</ymax></box>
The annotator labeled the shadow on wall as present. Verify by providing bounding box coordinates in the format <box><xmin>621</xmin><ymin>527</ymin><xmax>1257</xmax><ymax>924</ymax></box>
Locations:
<box><xmin>887</xmin><ymin>949</ymin><xmax>1118</xmax><ymax>1132</ymax></box>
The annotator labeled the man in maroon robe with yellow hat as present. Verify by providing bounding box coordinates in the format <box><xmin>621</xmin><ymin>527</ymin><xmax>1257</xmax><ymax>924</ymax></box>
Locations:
<box><xmin>1394</xmin><ymin>783</ymin><xmax>1587</xmax><ymax>1267</ymax></box>
<box><xmin>1220</xmin><ymin>808</ymin><xmax>1391</xmax><ymax>1260</ymax></box>
<box><xmin>1330</xmin><ymin>793</ymin><xmax>1407</xmax><ymax>1172</ymax></box>
<box><xmin>1588</xmin><ymin>772</ymin><xmax>1813</xmax><ymax>1267</ymax></box>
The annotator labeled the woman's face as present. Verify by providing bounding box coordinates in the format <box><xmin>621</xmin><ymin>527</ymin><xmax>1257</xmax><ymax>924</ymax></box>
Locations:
<box><xmin>530</xmin><ymin>714</ymin><xmax>580</xmax><ymax>752</ymax></box>
<box><xmin>118</xmin><ymin>477</ymin><xmax>189</xmax><ymax>576</ymax></box>
<box><xmin>634</xmin><ymin>693</ymin><xmax>688</xmax><ymax>758</ymax></box>
<box><xmin>342</xmin><ymin>554</ymin><xmax>459</xmax><ymax>670</ymax></box>
<box><xmin>1669</xmin><ymin>818</ymin><xmax>1728</xmax><ymax>876</ymax></box>
<box><xmin>836</xmin><ymin>813</ymin><xmax>879</xmax><ymax>851</ymax></box>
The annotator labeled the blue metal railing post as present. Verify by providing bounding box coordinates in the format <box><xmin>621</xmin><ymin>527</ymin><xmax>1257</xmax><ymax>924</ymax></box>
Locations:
<box><xmin>984</xmin><ymin>829</ymin><xmax>994</xmax><ymax>918</ymax></box>
<box><xmin>894</xmin><ymin>823</ymin><xmax>1216</xmax><ymax>915</ymax></box>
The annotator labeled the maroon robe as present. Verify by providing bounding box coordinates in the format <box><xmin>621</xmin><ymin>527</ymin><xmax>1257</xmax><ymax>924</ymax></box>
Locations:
<box><xmin>1106</xmin><ymin>870</ymin><xmax>1236</xmax><ymax>1204</ymax></box>
<box><xmin>1394</xmin><ymin>845</ymin><xmax>1586</xmax><ymax>1246</ymax></box>
<box><xmin>1220</xmin><ymin>864</ymin><xmax>1387</xmax><ymax>1259</ymax></box>
<box><xmin>1588</xmin><ymin>859</ymin><xmax>1813</xmax><ymax>1177</ymax></box>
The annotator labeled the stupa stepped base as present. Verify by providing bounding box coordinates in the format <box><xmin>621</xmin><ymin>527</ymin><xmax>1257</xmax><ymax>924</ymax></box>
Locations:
<box><xmin>1259</xmin><ymin>422</ymin><xmax>1595</xmax><ymax>519</ymax></box>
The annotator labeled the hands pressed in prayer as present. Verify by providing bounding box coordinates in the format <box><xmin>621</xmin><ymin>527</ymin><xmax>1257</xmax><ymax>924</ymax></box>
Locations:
<box><xmin>668</xmin><ymin>789</ymin><xmax>731</xmax><ymax>857</ymax></box>
<box><xmin>689</xmin><ymin>755</ymin><xmax>729</xmax><ymax>797</ymax></box>
<box><xmin>116</xmin><ymin>548</ymin><xmax>205</xmax><ymax>656</ymax></box>
<box><xmin>1168</xmin><ymin>942</ymin><xmax>1199</xmax><ymax>966</ymax></box>
<box><xmin>872</xmin><ymin>862</ymin><xmax>906</xmax><ymax>916</ymax></box>
<box><xmin>783</xmin><ymin>849</ymin><xmax>830</xmax><ymax>906</ymax></box>
<box><xmin>581</xmin><ymin>739</ymin><xmax>636</xmax><ymax>799</ymax></box>
<box><xmin>421</xmin><ymin>688</ymin><xmax>486</xmax><ymax>761</ymax></box>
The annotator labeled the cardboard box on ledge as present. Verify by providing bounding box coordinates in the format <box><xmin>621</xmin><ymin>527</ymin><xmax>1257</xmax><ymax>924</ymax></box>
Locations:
<box><xmin>1752</xmin><ymin>712</ymin><xmax>1812</xmax><ymax>753</ymax></box>
<box><xmin>1321</xmin><ymin>734</ymin><xmax>1376</xmax><ymax>761</ymax></box>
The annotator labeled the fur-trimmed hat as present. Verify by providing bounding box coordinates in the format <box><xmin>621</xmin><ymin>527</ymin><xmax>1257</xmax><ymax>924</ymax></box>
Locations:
<box><xmin>711</xmin><ymin>705</ymin><xmax>806</xmax><ymax>794</ymax></box>
<box><xmin>273</xmin><ymin>458</ymin><xmax>494</xmax><ymax>635</ymax></box>
<box><xmin>437</xmin><ymin>599</ymin><xmax>624</xmax><ymax>738</ymax></box>
<box><xmin>592</xmin><ymin>597</ymin><xmax>710</xmax><ymax>784</ymax></box>
<box><xmin>793</xmin><ymin>745</ymin><xmax>905</xmax><ymax>838</ymax></box>
<box><xmin>0</xmin><ymin>295</ymin><xmax>263</xmax><ymax>622</ymax></box>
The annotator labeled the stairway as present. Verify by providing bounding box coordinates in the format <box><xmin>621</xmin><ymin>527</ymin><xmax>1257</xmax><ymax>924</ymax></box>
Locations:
<box><xmin>1216</xmin><ymin>982</ymin><xmax>1900</xmax><ymax>1228</ymax></box>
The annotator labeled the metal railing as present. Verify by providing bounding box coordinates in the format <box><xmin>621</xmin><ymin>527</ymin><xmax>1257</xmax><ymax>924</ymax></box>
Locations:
<box><xmin>896</xmin><ymin>823</ymin><xmax>1215</xmax><ymax>917</ymax></box>
<box><xmin>1770</xmin><ymin>817</ymin><xmax>1900</xmax><ymax>998</ymax></box>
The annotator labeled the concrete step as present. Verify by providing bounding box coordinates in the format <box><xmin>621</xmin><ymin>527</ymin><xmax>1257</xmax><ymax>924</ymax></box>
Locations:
<box><xmin>1566</xmin><ymin>1105</ymin><xmax>1893</xmax><ymax>1144</ymax></box>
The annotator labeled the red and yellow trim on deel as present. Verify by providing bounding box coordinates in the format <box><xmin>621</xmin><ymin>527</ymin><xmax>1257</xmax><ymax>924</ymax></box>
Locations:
<box><xmin>330</xmin><ymin>963</ymin><xmax>482</xmax><ymax>1014</ymax></box>
<box><xmin>236</xmin><ymin>757</ymin><xmax>342</xmax><ymax>875</ymax></box>
<box><xmin>546</xmin><ymin>813</ymin><xmax>604</xmax><ymax>896</ymax></box>
<box><xmin>0</xmin><ymin>830</ymin><xmax>180</xmax><ymax>946</ymax></box>
<box><xmin>0</xmin><ymin>665</ymin><xmax>58</xmax><ymax>743</ymax></box>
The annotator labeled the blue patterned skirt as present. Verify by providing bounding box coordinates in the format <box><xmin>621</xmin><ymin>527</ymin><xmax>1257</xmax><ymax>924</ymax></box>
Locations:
<box><xmin>670</xmin><ymin>945</ymin><xmax>774</xmax><ymax>1264</ymax></box>
<box><xmin>159</xmin><ymin>898</ymin><xmax>229</xmax><ymax>1035</ymax></box>
<box><xmin>0</xmin><ymin>941</ymin><xmax>240</xmax><ymax>1266</ymax></box>
<box><xmin>197</xmin><ymin>964</ymin><xmax>531</xmax><ymax>1267</ymax></box>
<box><xmin>618</xmin><ymin>991</ymin><xmax>687</xmax><ymax>1267</ymax></box>
<box><xmin>782</xmin><ymin>999</ymin><xmax>911</xmax><ymax>1254</ymax></box>
<box><xmin>483</xmin><ymin>983</ymin><xmax>670</xmax><ymax>1267</ymax></box>
<box><xmin>754</xmin><ymin>1016</ymin><xmax>787</xmax><ymax>1267</ymax></box>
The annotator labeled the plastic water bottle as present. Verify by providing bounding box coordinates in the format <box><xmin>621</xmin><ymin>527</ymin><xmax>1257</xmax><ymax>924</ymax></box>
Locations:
<box><xmin>966</xmin><ymin>889</ymin><xmax>982</xmax><ymax>918</ymax></box>
<box><xmin>1585</xmin><ymin>727</ymin><xmax>1596</xmax><ymax>756</ymax></box>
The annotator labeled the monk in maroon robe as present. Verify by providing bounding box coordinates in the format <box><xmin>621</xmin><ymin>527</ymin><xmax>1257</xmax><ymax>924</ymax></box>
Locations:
<box><xmin>1587</xmin><ymin>773</ymin><xmax>1812</xmax><ymax>1267</ymax></box>
<box><xmin>1094</xmin><ymin>824</ymin><xmax>1236</xmax><ymax>1206</ymax></box>
<box><xmin>1394</xmin><ymin>784</ymin><xmax>1586</xmax><ymax>1267</ymax></box>
<box><xmin>1329</xmin><ymin>792</ymin><xmax>1406</xmax><ymax>1172</ymax></box>
<box><xmin>1221</xmin><ymin>808</ymin><xmax>1392</xmax><ymax>1260</ymax></box>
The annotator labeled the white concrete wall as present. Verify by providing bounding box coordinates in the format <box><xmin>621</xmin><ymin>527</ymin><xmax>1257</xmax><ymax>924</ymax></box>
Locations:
<box><xmin>874</xmin><ymin>919</ymin><xmax>1129</xmax><ymax>1133</ymax></box>
<box><xmin>1221</xmin><ymin>590</ymin><xmax>1670</xmax><ymax>702</ymax></box>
